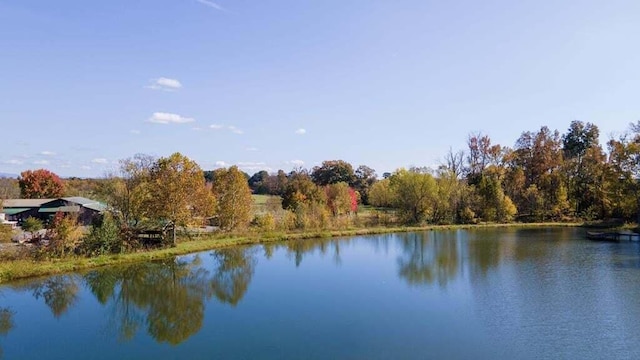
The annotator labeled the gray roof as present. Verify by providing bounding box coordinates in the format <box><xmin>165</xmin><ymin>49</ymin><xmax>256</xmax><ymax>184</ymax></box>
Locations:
<box><xmin>84</xmin><ymin>202</ymin><xmax>107</xmax><ymax>212</ymax></box>
<box><xmin>2</xmin><ymin>199</ymin><xmax>53</xmax><ymax>208</ymax></box>
<box><xmin>62</xmin><ymin>197</ymin><xmax>98</xmax><ymax>205</ymax></box>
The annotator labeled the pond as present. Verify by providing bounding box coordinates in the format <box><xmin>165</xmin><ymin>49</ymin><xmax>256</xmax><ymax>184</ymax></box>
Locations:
<box><xmin>1</xmin><ymin>227</ymin><xmax>640</xmax><ymax>359</ymax></box>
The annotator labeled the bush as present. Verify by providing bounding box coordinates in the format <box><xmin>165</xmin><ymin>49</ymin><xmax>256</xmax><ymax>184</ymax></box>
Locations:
<box><xmin>82</xmin><ymin>213</ymin><xmax>122</xmax><ymax>256</ymax></box>
<box><xmin>21</xmin><ymin>217</ymin><xmax>43</xmax><ymax>232</ymax></box>
<box><xmin>0</xmin><ymin>225</ymin><xmax>12</xmax><ymax>243</ymax></box>
<box><xmin>253</xmin><ymin>213</ymin><xmax>276</xmax><ymax>232</ymax></box>
<box><xmin>47</xmin><ymin>214</ymin><xmax>84</xmax><ymax>257</ymax></box>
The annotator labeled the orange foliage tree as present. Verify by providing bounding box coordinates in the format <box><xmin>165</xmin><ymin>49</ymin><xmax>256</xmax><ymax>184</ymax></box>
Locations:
<box><xmin>18</xmin><ymin>169</ymin><xmax>65</xmax><ymax>199</ymax></box>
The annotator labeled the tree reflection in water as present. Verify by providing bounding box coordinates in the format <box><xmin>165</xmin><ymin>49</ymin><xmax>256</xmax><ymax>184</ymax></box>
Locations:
<box><xmin>9</xmin><ymin>275</ymin><xmax>80</xmax><ymax>319</ymax></box>
<box><xmin>81</xmin><ymin>248</ymin><xmax>257</xmax><ymax>345</ymax></box>
<box><xmin>0</xmin><ymin>307</ymin><xmax>14</xmax><ymax>359</ymax></box>
<box><xmin>397</xmin><ymin>232</ymin><xmax>460</xmax><ymax>288</ymax></box>
<box><xmin>209</xmin><ymin>248</ymin><xmax>256</xmax><ymax>306</ymax></box>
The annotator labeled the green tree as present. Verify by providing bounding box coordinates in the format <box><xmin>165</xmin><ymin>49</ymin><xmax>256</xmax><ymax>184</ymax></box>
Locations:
<box><xmin>21</xmin><ymin>216</ymin><xmax>43</xmax><ymax>232</ymax></box>
<box><xmin>212</xmin><ymin>166</ymin><xmax>253</xmax><ymax>231</ymax></box>
<box><xmin>369</xmin><ymin>179</ymin><xmax>394</xmax><ymax>208</ymax></box>
<box><xmin>99</xmin><ymin>154</ymin><xmax>155</xmax><ymax>228</ymax></box>
<box><xmin>311</xmin><ymin>160</ymin><xmax>356</xmax><ymax>186</ymax></box>
<box><xmin>353</xmin><ymin>165</ymin><xmax>377</xmax><ymax>205</ymax></box>
<box><xmin>19</xmin><ymin>169</ymin><xmax>65</xmax><ymax>198</ymax></box>
<box><xmin>389</xmin><ymin>169</ymin><xmax>437</xmax><ymax>224</ymax></box>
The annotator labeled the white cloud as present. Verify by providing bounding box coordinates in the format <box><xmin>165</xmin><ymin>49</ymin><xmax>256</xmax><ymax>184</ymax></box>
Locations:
<box><xmin>295</xmin><ymin>128</ymin><xmax>307</xmax><ymax>135</ymax></box>
<box><xmin>3</xmin><ymin>159</ymin><xmax>23</xmax><ymax>165</ymax></box>
<box><xmin>130</xmin><ymin>129</ymin><xmax>141</xmax><ymax>134</ymax></box>
<box><xmin>91</xmin><ymin>158</ymin><xmax>108</xmax><ymax>164</ymax></box>
<box><xmin>146</xmin><ymin>77</ymin><xmax>182</xmax><ymax>91</ymax></box>
<box><xmin>209</xmin><ymin>124</ymin><xmax>243</xmax><ymax>134</ymax></box>
<box><xmin>215</xmin><ymin>161</ymin><xmax>227</xmax><ymax>167</ymax></box>
<box><xmin>245</xmin><ymin>147</ymin><xmax>259</xmax><ymax>152</ymax></box>
<box><xmin>147</xmin><ymin>112</ymin><xmax>195</xmax><ymax>124</ymax></box>
<box><xmin>33</xmin><ymin>160</ymin><xmax>50</xmax><ymax>165</ymax></box>
<box><xmin>40</xmin><ymin>151</ymin><xmax>56</xmax><ymax>156</ymax></box>
<box><xmin>237</xmin><ymin>162</ymin><xmax>266</xmax><ymax>167</ymax></box>
<box><xmin>228</xmin><ymin>126</ymin><xmax>244</xmax><ymax>134</ymax></box>
<box><xmin>289</xmin><ymin>160</ymin><xmax>305</xmax><ymax>167</ymax></box>
<box><xmin>196</xmin><ymin>0</ymin><xmax>225</xmax><ymax>11</ymax></box>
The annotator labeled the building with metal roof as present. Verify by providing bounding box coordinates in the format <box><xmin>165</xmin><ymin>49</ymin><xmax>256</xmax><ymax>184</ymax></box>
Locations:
<box><xmin>1</xmin><ymin>197</ymin><xmax>106</xmax><ymax>226</ymax></box>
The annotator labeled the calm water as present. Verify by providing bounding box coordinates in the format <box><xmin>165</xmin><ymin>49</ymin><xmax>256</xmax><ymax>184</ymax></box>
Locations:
<box><xmin>1</xmin><ymin>228</ymin><xmax>640</xmax><ymax>359</ymax></box>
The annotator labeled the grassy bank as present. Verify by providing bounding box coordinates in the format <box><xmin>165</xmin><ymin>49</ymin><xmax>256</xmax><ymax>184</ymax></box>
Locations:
<box><xmin>0</xmin><ymin>222</ymin><xmax>581</xmax><ymax>284</ymax></box>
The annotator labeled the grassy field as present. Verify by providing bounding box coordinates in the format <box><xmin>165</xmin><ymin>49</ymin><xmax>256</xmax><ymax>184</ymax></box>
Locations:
<box><xmin>0</xmin><ymin>222</ymin><xmax>581</xmax><ymax>284</ymax></box>
<box><xmin>251</xmin><ymin>194</ymin><xmax>278</xmax><ymax>214</ymax></box>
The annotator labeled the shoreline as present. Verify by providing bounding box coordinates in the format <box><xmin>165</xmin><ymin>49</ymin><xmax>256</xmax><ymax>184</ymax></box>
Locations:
<box><xmin>0</xmin><ymin>222</ymin><xmax>581</xmax><ymax>284</ymax></box>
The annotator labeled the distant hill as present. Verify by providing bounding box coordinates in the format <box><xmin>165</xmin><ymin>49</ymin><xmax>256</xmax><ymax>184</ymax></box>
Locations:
<box><xmin>0</xmin><ymin>172</ymin><xmax>18</xmax><ymax>178</ymax></box>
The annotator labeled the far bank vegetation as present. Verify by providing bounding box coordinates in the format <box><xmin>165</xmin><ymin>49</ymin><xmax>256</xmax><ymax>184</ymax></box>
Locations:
<box><xmin>2</xmin><ymin>120</ymin><xmax>640</xmax><ymax>260</ymax></box>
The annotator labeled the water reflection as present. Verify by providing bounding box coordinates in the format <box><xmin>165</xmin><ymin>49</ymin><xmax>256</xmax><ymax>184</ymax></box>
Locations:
<box><xmin>396</xmin><ymin>232</ymin><xmax>460</xmax><ymax>288</ymax></box>
<box><xmin>210</xmin><ymin>248</ymin><xmax>256</xmax><ymax>306</ymax></box>
<box><xmin>0</xmin><ymin>229</ymin><xmax>582</xmax><ymax>349</ymax></box>
<box><xmin>0</xmin><ymin>307</ymin><xmax>13</xmax><ymax>359</ymax></box>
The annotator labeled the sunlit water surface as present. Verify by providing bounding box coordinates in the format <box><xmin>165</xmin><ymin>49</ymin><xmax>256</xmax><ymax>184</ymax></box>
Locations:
<box><xmin>1</xmin><ymin>228</ymin><xmax>640</xmax><ymax>359</ymax></box>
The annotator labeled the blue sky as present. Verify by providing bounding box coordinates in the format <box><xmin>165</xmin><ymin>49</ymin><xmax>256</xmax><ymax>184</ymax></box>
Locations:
<box><xmin>1</xmin><ymin>0</ymin><xmax>639</xmax><ymax>177</ymax></box>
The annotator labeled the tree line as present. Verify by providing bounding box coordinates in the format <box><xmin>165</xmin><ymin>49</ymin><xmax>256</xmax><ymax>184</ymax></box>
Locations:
<box><xmin>4</xmin><ymin>120</ymin><xmax>640</xmax><ymax>258</ymax></box>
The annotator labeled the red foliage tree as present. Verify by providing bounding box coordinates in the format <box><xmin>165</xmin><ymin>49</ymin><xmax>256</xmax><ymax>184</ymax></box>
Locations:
<box><xmin>19</xmin><ymin>169</ymin><xmax>65</xmax><ymax>199</ymax></box>
<box><xmin>349</xmin><ymin>188</ymin><xmax>359</xmax><ymax>213</ymax></box>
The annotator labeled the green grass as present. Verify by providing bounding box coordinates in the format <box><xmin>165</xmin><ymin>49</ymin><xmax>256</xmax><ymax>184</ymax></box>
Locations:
<box><xmin>0</xmin><ymin>222</ymin><xmax>582</xmax><ymax>284</ymax></box>
<box><xmin>251</xmin><ymin>194</ymin><xmax>278</xmax><ymax>214</ymax></box>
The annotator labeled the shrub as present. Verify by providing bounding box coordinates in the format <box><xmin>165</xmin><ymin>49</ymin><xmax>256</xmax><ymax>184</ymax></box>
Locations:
<box><xmin>47</xmin><ymin>214</ymin><xmax>84</xmax><ymax>257</ymax></box>
<box><xmin>82</xmin><ymin>213</ymin><xmax>122</xmax><ymax>256</ymax></box>
<box><xmin>21</xmin><ymin>217</ymin><xmax>43</xmax><ymax>232</ymax></box>
<box><xmin>253</xmin><ymin>213</ymin><xmax>276</xmax><ymax>232</ymax></box>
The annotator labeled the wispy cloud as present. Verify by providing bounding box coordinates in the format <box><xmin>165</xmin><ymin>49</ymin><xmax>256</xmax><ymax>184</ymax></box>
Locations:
<box><xmin>288</xmin><ymin>160</ymin><xmax>305</xmax><ymax>167</ymax></box>
<box><xmin>91</xmin><ymin>158</ymin><xmax>108</xmax><ymax>164</ymax></box>
<box><xmin>215</xmin><ymin>161</ymin><xmax>227</xmax><ymax>167</ymax></box>
<box><xmin>237</xmin><ymin>162</ymin><xmax>270</xmax><ymax>172</ymax></box>
<box><xmin>2</xmin><ymin>159</ymin><xmax>23</xmax><ymax>165</ymax></box>
<box><xmin>40</xmin><ymin>151</ymin><xmax>56</xmax><ymax>156</ymax></box>
<box><xmin>295</xmin><ymin>128</ymin><xmax>307</xmax><ymax>135</ymax></box>
<box><xmin>228</xmin><ymin>126</ymin><xmax>244</xmax><ymax>135</ymax></box>
<box><xmin>146</xmin><ymin>77</ymin><xmax>182</xmax><ymax>91</ymax></box>
<box><xmin>33</xmin><ymin>160</ymin><xmax>50</xmax><ymax>165</ymax></box>
<box><xmin>147</xmin><ymin>112</ymin><xmax>195</xmax><ymax>124</ymax></box>
<box><xmin>196</xmin><ymin>0</ymin><xmax>225</xmax><ymax>11</ymax></box>
<box><xmin>209</xmin><ymin>124</ymin><xmax>243</xmax><ymax>134</ymax></box>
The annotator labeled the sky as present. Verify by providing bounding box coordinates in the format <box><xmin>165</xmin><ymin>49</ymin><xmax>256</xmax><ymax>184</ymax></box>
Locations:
<box><xmin>1</xmin><ymin>0</ymin><xmax>639</xmax><ymax>178</ymax></box>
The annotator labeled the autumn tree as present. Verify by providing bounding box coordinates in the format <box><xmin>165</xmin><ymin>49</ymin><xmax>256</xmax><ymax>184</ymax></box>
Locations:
<box><xmin>561</xmin><ymin>121</ymin><xmax>609</xmax><ymax>218</ymax></box>
<box><xmin>19</xmin><ymin>169</ymin><xmax>65</xmax><ymax>198</ymax></box>
<box><xmin>311</xmin><ymin>160</ymin><xmax>356</xmax><ymax>186</ymax></box>
<box><xmin>148</xmin><ymin>153</ymin><xmax>216</xmax><ymax>245</ymax></box>
<box><xmin>389</xmin><ymin>169</ymin><xmax>438</xmax><ymax>224</ymax></box>
<box><xmin>324</xmin><ymin>182</ymin><xmax>353</xmax><ymax>216</ymax></box>
<box><xmin>211</xmin><ymin>166</ymin><xmax>253</xmax><ymax>231</ymax></box>
<box><xmin>98</xmin><ymin>154</ymin><xmax>155</xmax><ymax>229</ymax></box>
<box><xmin>369</xmin><ymin>179</ymin><xmax>394</xmax><ymax>208</ymax></box>
<box><xmin>0</xmin><ymin>178</ymin><xmax>20</xmax><ymax>199</ymax></box>
<box><xmin>281</xmin><ymin>171</ymin><xmax>326</xmax><ymax>211</ymax></box>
